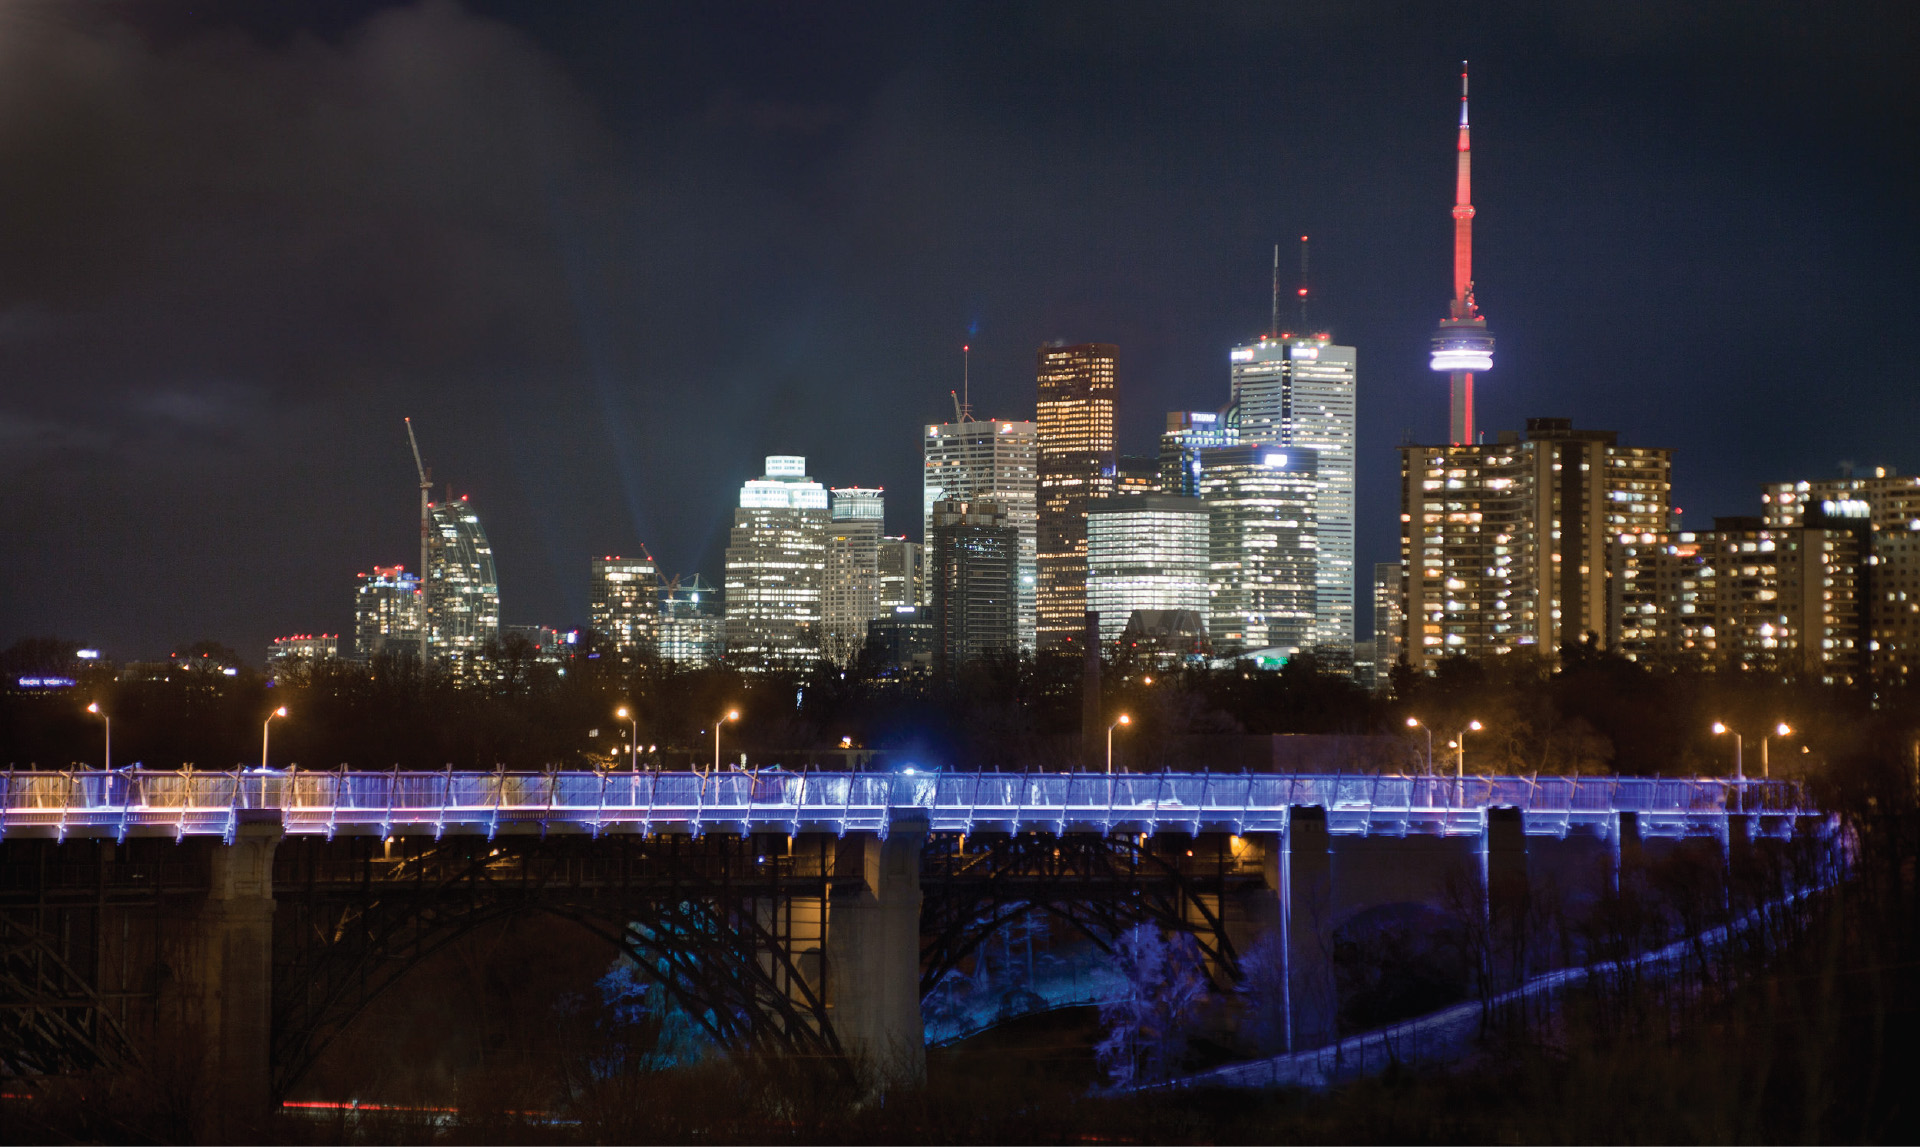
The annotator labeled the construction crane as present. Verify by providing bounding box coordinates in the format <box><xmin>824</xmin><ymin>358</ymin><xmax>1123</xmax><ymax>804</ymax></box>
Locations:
<box><xmin>404</xmin><ymin>418</ymin><xmax>433</xmax><ymax>666</ymax></box>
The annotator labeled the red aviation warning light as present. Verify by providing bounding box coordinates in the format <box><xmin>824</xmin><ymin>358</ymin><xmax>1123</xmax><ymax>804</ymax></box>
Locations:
<box><xmin>1430</xmin><ymin>60</ymin><xmax>1495</xmax><ymax>446</ymax></box>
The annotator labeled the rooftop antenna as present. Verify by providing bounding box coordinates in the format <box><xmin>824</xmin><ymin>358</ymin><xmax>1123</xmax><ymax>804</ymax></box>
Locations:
<box><xmin>959</xmin><ymin>343</ymin><xmax>973</xmax><ymax>422</ymax></box>
<box><xmin>1298</xmin><ymin>235</ymin><xmax>1311</xmax><ymax>330</ymax></box>
<box><xmin>404</xmin><ymin>418</ymin><xmax>432</xmax><ymax>666</ymax></box>
<box><xmin>1269</xmin><ymin>244</ymin><xmax>1280</xmax><ymax>338</ymax></box>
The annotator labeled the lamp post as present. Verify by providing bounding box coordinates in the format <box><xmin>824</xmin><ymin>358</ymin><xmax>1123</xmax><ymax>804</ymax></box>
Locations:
<box><xmin>1458</xmin><ymin>719</ymin><xmax>1483</xmax><ymax>780</ymax></box>
<box><xmin>714</xmin><ymin>709</ymin><xmax>739</xmax><ymax>774</ymax></box>
<box><xmin>1406</xmin><ymin>717</ymin><xmax>1432</xmax><ymax>774</ymax></box>
<box><xmin>262</xmin><ymin>706</ymin><xmax>288</xmax><ymax>770</ymax></box>
<box><xmin>1107</xmin><ymin>714</ymin><xmax>1131</xmax><ymax>774</ymax></box>
<box><xmin>616</xmin><ymin>707</ymin><xmax>641</xmax><ymax>771</ymax></box>
<box><xmin>87</xmin><ymin>702</ymin><xmax>110</xmax><ymax>771</ymax></box>
<box><xmin>1712</xmin><ymin>722</ymin><xmax>1743</xmax><ymax>780</ymax></box>
<box><xmin>1761</xmin><ymin>722</ymin><xmax>1791</xmax><ymax>780</ymax></box>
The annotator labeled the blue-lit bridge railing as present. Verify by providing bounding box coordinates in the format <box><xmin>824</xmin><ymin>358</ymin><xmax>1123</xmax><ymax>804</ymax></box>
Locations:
<box><xmin>0</xmin><ymin>769</ymin><xmax>1819</xmax><ymax>844</ymax></box>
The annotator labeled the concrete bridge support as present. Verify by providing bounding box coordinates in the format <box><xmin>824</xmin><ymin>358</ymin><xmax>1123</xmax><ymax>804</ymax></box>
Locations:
<box><xmin>156</xmin><ymin>818</ymin><xmax>280</xmax><ymax>1139</ymax></box>
<box><xmin>826</xmin><ymin>821</ymin><xmax>926</xmax><ymax>1084</ymax></box>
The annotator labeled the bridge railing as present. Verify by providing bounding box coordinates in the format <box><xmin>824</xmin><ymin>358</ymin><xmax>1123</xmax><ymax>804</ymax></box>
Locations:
<box><xmin>0</xmin><ymin>768</ymin><xmax>1817</xmax><ymax>840</ymax></box>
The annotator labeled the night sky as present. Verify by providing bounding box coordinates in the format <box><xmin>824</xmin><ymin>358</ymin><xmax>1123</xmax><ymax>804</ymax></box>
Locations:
<box><xmin>2</xmin><ymin>1</ymin><xmax>1915</xmax><ymax>661</ymax></box>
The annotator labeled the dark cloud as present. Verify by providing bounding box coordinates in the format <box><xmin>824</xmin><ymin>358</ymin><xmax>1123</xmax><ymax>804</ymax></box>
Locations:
<box><xmin>1</xmin><ymin>0</ymin><xmax>1917</xmax><ymax>662</ymax></box>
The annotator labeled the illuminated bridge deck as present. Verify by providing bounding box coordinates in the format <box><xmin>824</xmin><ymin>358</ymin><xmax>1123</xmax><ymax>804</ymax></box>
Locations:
<box><xmin>0</xmin><ymin>769</ymin><xmax>1818</xmax><ymax>843</ymax></box>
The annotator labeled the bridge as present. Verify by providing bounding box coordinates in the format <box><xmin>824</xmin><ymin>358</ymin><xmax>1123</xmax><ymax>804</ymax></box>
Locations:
<box><xmin>0</xmin><ymin>768</ymin><xmax>1821</xmax><ymax>1137</ymax></box>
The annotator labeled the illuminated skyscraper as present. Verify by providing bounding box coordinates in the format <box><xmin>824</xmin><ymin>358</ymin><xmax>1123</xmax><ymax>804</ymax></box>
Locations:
<box><xmin>1086</xmin><ymin>495</ymin><xmax>1211</xmax><ymax>644</ymax></box>
<box><xmin>824</xmin><ymin>487</ymin><xmax>885</xmax><ymax>667</ymax></box>
<box><xmin>354</xmin><ymin>565</ymin><xmax>423</xmax><ymax>658</ymax></box>
<box><xmin>1159</xmin><ymin>411</ymin><xmax>1238</xmax><ymax>497</ymax></box>
<box><xmin>1200</xmin><ymin>445</ymin><xmax>1318</xmax><ymax>657</ymax></box>
<box><xmin>724</xmin><ymin>456</ymin><xmax>829</xmax><ymax>670</ymax></box>
<box><xmin>929</xmin><ymin>499</ymin><xmax>1019</xmax><ymax>674</ymax></box>
<box><xmin>1036</xmin><ymin>342</ymin><xmax>1117</xmax><ymax>649</ymax></box>
<box><xmin>924</xmin><ymin>419</ymin><xmax>1037</xmax><ymax>650</ymax></box>
<box><xmin>591</xmin><ymin>555</ymin><xmax>660</xmax><ymax>657</ymax></box>
<box><xmin>1398</xmin><ymin>419</ymin><xmax>1671</xmax><ymax>671</ymax></box>
<box><xmin>1229</xmin><ymin>333</ymin><xmax>1357</xmax><ymax>662</ymax></box>
<box><xmin>1372</xmin><ymin>562</ymin><xmax>1406</xmax><ymax>687</ymax></box>
<box><xmin>877</xmin><ymin>536</ymin><xmax>922</xmax><ymax>611</ymax></box>
<box><xmin>426</xmin><ymin>497</ymin><xmax>500</xmax><ymax>660</ymax></box>
<box><xmin>660</xmin><ymin>574</ymin><xmax>726</xmax><ymax>668</ymax></box>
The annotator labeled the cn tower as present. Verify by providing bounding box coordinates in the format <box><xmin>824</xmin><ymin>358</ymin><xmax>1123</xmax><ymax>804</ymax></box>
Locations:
<box><xmin>1430</xmin><ymin>61</ymin><xmax>1494</xmax><ymax>445</ymax></box>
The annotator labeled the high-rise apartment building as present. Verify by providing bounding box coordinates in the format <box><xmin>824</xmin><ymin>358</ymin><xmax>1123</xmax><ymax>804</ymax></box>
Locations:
<box><xmin>1230</xmin><ymin>333</ymin><xmax>1357</xmax><ymax>661</ymax></box>
<box><xmin>877</xmin><ymin>536</ymin><xmax>922</xmax><ymax>611</ymax></box>
<box><xmin>1036</xmin><ymin>343</ymin><xmax>1117</xmax><ymax>650</ymax></box>
<box><xmin>1615</xmin><ymin>518</ymin><xmax>1863</xmax><ymax>682</ymax></box>
<box><xmin>923</xmin><ymin>420</ymin><xmax>1036</xmax><ymax>649</ymax></box>
<box><xmin>1761</xmin><ymin>469</ymin><xmax>1920</xmax><ymax>684</ymax></box>
<box><xmin>426</xmin><ymin>497</ymin><xmax>500</xmax><ymax>660</ymax></box>
<box><xmin>823</xmin><ymin>488</ymin><xmax>885</xmax><ymax>667</ymax></box>
<box><xmin>355</xmin><ymin>565</ymin><xmax>423</xmax><ymax>658</ymax></box>
<box><xmin>928</xmin><ymin>499</ymin><xmax>1020</xmax><ymax>674</ymax></box>
<box><xmin>1398</xmin><ymin>418</ymin><xmax>1672</xmax><ymax>671</ymax></box>
<box><xmin>1200</xmin><ymin>445</ymin><xmax>1319</xmax><ymax>657</ymax></box>
<box><xmin>660</xmin><ymin>575</ymin><xmax>726</xmax><ymax>668</ymax></box>
<box><xmin>590</xmin><ymin>555</ymin><xmax>660</xmax><ymax>657</ymax></box>
<box><xmin>723</xmin><ymin>456</ymin><xmax>829</xmax><ymax>671</ymax></box>
<box><xmin>1086</xmin><ymin>495</ymin><xmax>1211</xmax><ymax>645</ymax></box>
<box><xmin>1159</xmin><ymin>410</ymin><xmax>1238</xmax><ymax>497</ymax></box>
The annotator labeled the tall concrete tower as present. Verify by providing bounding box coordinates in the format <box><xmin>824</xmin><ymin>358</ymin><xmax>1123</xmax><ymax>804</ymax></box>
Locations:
<box><xmin>1429</xmin><ymin>61</ymin><xmax>1495</xmax><ymax>446</ymax></box>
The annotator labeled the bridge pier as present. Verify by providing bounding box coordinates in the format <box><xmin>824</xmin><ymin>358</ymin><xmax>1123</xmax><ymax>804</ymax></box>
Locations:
<box><xmin>826</xmin><ymin>820</ymin><xmax>926</xmax><ymax>1085</ymax></box>
<box><xmin>158</xmin><ymin>817</ymin><xmax>280</xmax><ymax>1139</ymax></box>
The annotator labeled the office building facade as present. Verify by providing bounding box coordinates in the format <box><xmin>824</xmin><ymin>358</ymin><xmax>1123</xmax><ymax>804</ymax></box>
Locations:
<box><xmin>877</xmin><ymin>536</ymin><xmax>922</xmax><ymax>611</ymax></box>
<box><xmin>1159</xmin><ymin>410</ymin><xmax>1238</xmax><ymax>498</ymax></box>
<box><xmin>1035</xmin><ymin>343</ymin><xmax>1117</xmax><ymax>649</ymax></box>
<box><xmin>1200</xmin><ymin>445</ymin><xmax>1319</xmax><ymax>657</ymax></box>
<box><xmin>660</xmin><ymin>574</ymin><xmax>726</xmax><ymax>668</ymax></box>
<box><xmin>1086</xmin><ymin>494</ymin><xmax>1211</xmax><ymax>645</ymax></box>
<box><xmin>823</xmin><ymin>488</ymin><xmax>885</xmax><ymax>667</ymax></box>
<box><xmin>1230</xmin><ymin>333</ymin><xmax>1357</xmax><ymax>661</ymax></box>
<box><xmin>929</xmin><ymin>499</ymin><xmax>1020</xmax><ymax>674</ymax></box>
<box><xmin>723</xmin><ymin>456</ymin><xmax>829</xmax><ymax>670</ymax></box>
<box><xmin>1398</xmin><ymin>418</ymin><xmax>1672</xmax><ymax>671</ymax></box>
<box><xmin>924</xmin><ymin>420</ymin><xmax>1036</xmax><ymax>649</ymax></box>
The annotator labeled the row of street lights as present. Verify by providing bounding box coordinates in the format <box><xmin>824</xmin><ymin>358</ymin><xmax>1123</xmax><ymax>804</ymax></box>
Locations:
<box><xmin>1404</xmin><ymin>716</ymin><xmax>1481</xmax><ymax>778</ymax></box>
<box><xmin>1713</xmin><ymin>721</ymin><xmax>1793</xmax><ymax>779</ymax></box>
<box><xmin>1403</xmin><ymin>713</ymin><xmax>1796</xmax><ymax>779</ymax></box>
<box><xmin>612</xmin><ymin>706</ymin><xmax>739</xmax><ymax>773</ymax></box>
<box><xmin>83</xmin><ymin>702</ymin><xmax>289</xmax><ymax>770</ymax></box>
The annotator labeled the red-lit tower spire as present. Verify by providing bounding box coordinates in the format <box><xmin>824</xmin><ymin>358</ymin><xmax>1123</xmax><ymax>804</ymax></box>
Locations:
<box><xmin>1430</xmin><ymin>60</ymin><xmax>1494</xmax><ymax>445</ymax></box>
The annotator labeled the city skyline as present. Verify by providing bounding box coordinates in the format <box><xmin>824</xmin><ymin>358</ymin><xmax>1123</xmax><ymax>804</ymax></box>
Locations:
<box><xmin>1</xmin><ymin>3</ymin><xmax>1913</xmax><ymax>661</ymax></box>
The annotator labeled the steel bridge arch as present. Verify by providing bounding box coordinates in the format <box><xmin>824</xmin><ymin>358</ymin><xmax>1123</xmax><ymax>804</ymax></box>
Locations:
<box><xmin>919</xmin><ymin>831</ymin><xmax>1253</xmax><ymax>999</ymax></box>
<box><xmin>269</xmin><ymin>835</ymin><xmax>844</xmax><ymax>1098</ymax></box>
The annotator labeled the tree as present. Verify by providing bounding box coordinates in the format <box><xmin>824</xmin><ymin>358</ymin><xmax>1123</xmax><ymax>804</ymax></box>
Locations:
<box><xmin>1094</xmin><ymin>924</ymin><xmax>1208</xmax><ymax>1088</ymax></box>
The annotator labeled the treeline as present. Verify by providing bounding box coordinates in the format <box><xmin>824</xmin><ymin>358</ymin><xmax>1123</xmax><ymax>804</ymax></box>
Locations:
<box><xmin>4</xmin><ymin>634</ymin><xmax>1917</xmax><ymax>777</ymax></box>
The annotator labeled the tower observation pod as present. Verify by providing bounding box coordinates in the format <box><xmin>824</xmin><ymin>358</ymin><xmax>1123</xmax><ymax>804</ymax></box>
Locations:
<box><xmin>1430</xmin><ymin>61</ymin><xmax>1494</xmax><ymax>446</ymax></box>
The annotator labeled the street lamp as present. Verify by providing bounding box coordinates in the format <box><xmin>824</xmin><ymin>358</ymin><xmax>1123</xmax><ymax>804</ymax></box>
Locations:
<box><xmin>87</xmin><ymin>702</ymin><xmax>110</xmax><ymax>771</ymax></box>
<box><xmin>1106</xmin><ymin>714</ymin><xmax>1131</xmax><ymax>774</ymax></box>
<box><xmin>1762</xmin><ymin>722</ymin><xmax>1791</xmax><ymax>779</ymax></box>
<box><xmin>714</xmin><ymin>709</ymin><xmax>739</xmax><ymax>774</ymax></box>
<box><xmin>1458</xmin><ymin>719</ymin><xmax>1483</xmax><ymax>779</ymax></box>
<box><xmin>616</xmin><ymin>706</ymin><xmax>639</xmax><ymax>771</ymax></box>
<box><xmin>1712</xmin><ymin>721</ymin><xmax>1743</xmax><ymax>780</ymax></box>
<box><xmin>262</xmin><ymin>706</ymin><xmax>288</xmax><ymax>770</ymax></box>
<box><xmin>1406</xmin><ymin>717</ymin><xmax>1432</xmax><ymax>774</ymax></box>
